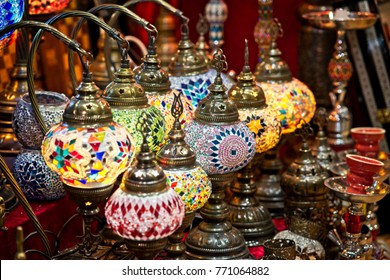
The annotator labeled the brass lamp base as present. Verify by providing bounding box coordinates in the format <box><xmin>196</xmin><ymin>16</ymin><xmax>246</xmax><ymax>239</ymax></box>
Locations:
<box><xmin>126</xmin><ymin>238</ymin><xmax>168</xmax><ymax>260</ymax></box>
<box><xmin>185</xmin><ymin>173</ymin><xmax>250</xmax><ymax>260</ymax></box>
<box><xmin>228</xmin><ymin>163</ymin><xmax>276</xmax><ymax>247</ymax></box>
<box><xmin>54</xmin><ymin>183</ymin><xmax>113</xmax><ymax>260</ymax></box>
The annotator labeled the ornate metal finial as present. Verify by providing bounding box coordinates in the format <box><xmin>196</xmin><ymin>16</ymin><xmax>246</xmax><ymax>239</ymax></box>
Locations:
<box><xmin>267</xmin><ymin>18</ymin><xmax>283</xmax><ymax>43</ymax></box>
<box><xmin>212</xmin><ymin>48</ymin><xmax>228</xmax><ymax>79</ymax></box>
<box><xmin>313</xmin><ymin>107</ymin><xmax>328</xmax><ymax>131</ymax></box>
<box><xmin>14</xmin><ymin>226</ymin><xmax>26</xmax><ymax>260</ymax></box>
<box><xmin>0</xmin><ymin>196</ymin><xmax>7</xmax><ymax>231</ymax></box>
<box><xmin>295</xmin><ymin>120</ymin><xmax>314</xmax><ymax>142</ymax></box>
<box><xmin>197</xmin><ymin>13</ymin><xmax>209</xmax><ymax>36</ymax></box>
<box><xmin>137</xmin><ymin>112</ymin><xmax>150</xmax><ymax>152</ymax></box>
<box><xmin>243</xmin><ymin>39</ymin><xmax>251</xmax><ymax>72</ymax></box>
<box><xmin>172</xmin><ymin>90</ymin><xmax>184</xmax><ymax>127</ymax></box>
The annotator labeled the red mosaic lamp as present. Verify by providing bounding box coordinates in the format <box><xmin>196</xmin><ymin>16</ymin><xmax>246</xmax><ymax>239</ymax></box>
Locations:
<box><xmin>105</xmin><ymin>115</ymin><xmax>185</xmax><ymax>260</ymax></box>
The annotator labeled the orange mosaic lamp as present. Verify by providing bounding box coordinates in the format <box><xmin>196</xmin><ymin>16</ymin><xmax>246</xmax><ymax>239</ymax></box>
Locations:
<box><xmin>28</xmin><ymin>0</ymin><xmax>70</xmax><ymax>15</ymax></box>
<box><xmin>256</xmin><ymin>19</ymin><xmax>316</xmax><ymax>134</ymax></box>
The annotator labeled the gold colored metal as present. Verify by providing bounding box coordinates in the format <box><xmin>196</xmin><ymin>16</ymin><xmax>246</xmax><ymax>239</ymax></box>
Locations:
<box><xmin>168</xmin><ymin>22</ymin><xmax>208</xmax><ymax>76</ymax></box>
<box><xmin>14</xmin><ymin>226</ymin><xmax>26</xmax><ymax>260</ymax></box>
<box><xmin>228</xmin><ymin>161</ymin><xmax>276</xmax><ymax>247</ymax></box>
<box><xmin>0</xmin><ymin>196</ymin><xmax>6</xmax><ymax>231</ymax></box>
<box><xmin>155</xmin><ymin>6</ymin><xmax>178</xmax><ymax>71</ymax></box>
<box><xmin>185</xmin><ymin>173</ymin><xmax>250</xmax><ymax>260</ymax></box>
<box><xmin>195</xmin><ymin>49</ymin><xmax>239</xmax><ymax>124</ymax></box>
<box><xmin>164</xmin><ymin>211</ymin><xmax>195</xmax><ymax>259</ymax></box>
<box><xmin>103</xmin><ymin>57</ymin><xmax>148</xmax><ymax>108</ymax></box>
<box><xmin>133</xmin><ymin>43</ymin><xmax>171</xmax><ymax>96</ymax></box>
<box><xmin>281</xmin><ymin>122</ymin><xmax>329</xmax><ymax>226</ymax></box>
<box><xmin>126</xmin><ymin>238</ymin><xmax>167</xmax><ymax>260</ymax></box>
<box><xmin>228</xmin><ymin>39</ymin><xmax>266</xmax><ymax>108</ymax></box>
<box><xmin>156</xmin><ymin>91</ymin><xmax>196</xmax><ymax>167</ymax></box>
<box><xmin>63</xmin><ymin>72</ymin><xmax>113</xmax><ymax>127</ymax></box>
<box><xmin>195</xmin><ymin>14</ymin><xmax>212</xmax><ymax>65</ymax></box>
<box><xmin>311</xmin><ymin>107</ymin><xmax>336</xmax><ymax>171</ymax></box>
<box><xmin>377</xmin><ymin>108</ymin><xmax>390</xmax><ymax>124</ymax></box>
<box><xmin>255</xmin><ymin>18</ymin><xmax>292</xmax><ymax>83</ymax></box>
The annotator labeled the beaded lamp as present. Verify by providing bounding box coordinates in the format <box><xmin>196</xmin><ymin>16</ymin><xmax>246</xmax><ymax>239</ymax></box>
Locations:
<box><xmin>184</xmin><ymin>49</ymin><xmax>256</xmax><ymax>259</ymax></box>
<box><xmin>205</xmin><ymin>0</ymin><xmax>228</xmax><ymax>51</ymax></box>
<box><xmin>168</xmin><ymin>20</ymin><xmax>233</xmax><ymax>109</ymax></box>
<box><xmin>105</xmin><ymin>116</ymin><xmax>185</xmax><ymax>260</ymax></box>
<box><xmin>256</xmin><ymin>18</ymin><xmax>316</xmax><ymax>135</ymax></box>
<box><xmin>227</xmin><ymin>39</ymin><xmax>281</xmax><ymax>246</ymax></box>
<box><xmin>156</xmin><ymin>91</ymin><xmax>211</xmax><ymax>259</ymax></box>
<box><xmin>103</xmin><ymin>50</ymin><xmax>166</xmax><ymax>153</ymax></box>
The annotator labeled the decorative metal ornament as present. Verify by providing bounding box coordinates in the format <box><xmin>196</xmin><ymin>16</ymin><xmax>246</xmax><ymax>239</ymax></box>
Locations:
<box><xmin>256</xmin><ymin>19</ymin><xmax>316</xmax><ymax>134</ymax></box>
<box><xmin>280</xmin><ymin>122</ymin><xmax>329</xmax><ymax>228</ymax></box>
<box><xmin>156</xmin><ymin>91</ymin><xmax>211</xmax><ymax>258</ymax></box>
<box><xmin>205</xmin><ymin>0</ymin><xmax>228</xmax><ymax>51</ymax></box>
<box><xmin>195</xmin><ymin>13</ymin><xmax>212</xmax><ymax>65</ymax></box>
<box><xmin>311</xmin><ymin>107</ymin><xmax>336</xmax><ymax>172</ymax></box>
<box><xmin>168</xmin><ymin>21</ymin><xmax>233</xmax><ymax>109</ymax></box>
<box><xmin>103</xmin><ymin>54</ymin><xmax>166</xmax><ymax>153</ymax></box>
<box><xmin>105</xmin><ymin>116</ymin><xmax>185</xmax><ymax>260</ymax></box>
<box><xmin>184</xmin><ymin>49</ymin><xmax>255</xmax><ymax>260</ymax></box>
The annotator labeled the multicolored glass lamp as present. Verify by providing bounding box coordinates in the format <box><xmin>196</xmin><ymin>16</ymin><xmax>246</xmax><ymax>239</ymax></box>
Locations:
<box><xmin>253</xmin><ymin>0</ymin><xmax>273</xmax><ymax>68</ymax></box>
<box><xmin>156</xmin><ymin>91</ymin><xmax>211</xmax><ymax>259</ymax></box>
<box><xmin>184</xmin><ymin>49</ymin><xmax>256</xmax><ymax>259</ymax></box>
<box><xmin>227</xmin><ymin>39</ymin><xmax>281</xmax><ymax>246</ymax></box>
<box><xmin>105</xmin><ymin>116</ymin><xmax>185</xmax><ymax>260</ymax></box>
<box><xmin>103</xmin><ymin>47</ymin><xmax>166</xmax><ymax>154</ymax></box>
<box><xmin>28</xmin><ymin>0</ymin><xmax>70</xmax><ymax>16</ymax></box>
<box><xmin>256</xmin><ymin>18</ymin><xmax>316</xmax><ymax>135</ymax></box>
<box><xmin>205</xmin><ymin>0</ymin><xmax>228</xmax><ymax>52</ymax></box>
<box><xmin>168</xmin><ymin>19</ymin><xmax>233</xmax><ymax>109</ymax></box>
<box><xmin>0</xmin><ymin>0</ymin><xmax>25</xmax><ymax>211</ymax></box>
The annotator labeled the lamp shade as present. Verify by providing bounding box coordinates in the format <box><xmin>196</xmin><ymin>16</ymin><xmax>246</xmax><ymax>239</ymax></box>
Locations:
<box><xmin>184</xmin><ymin>49</ymin><xmax>256</xmax><ymax>175</ymax></box>
<box><xmin>42</xmin><ymin>73</ymin><xmax>135</xmax><ymax>188</ymax></box>
<box><xmin>0</xmin><ymin>0</ymin><xmax>24</xmax><ymax>49</ymax></box>
<box><xmin>28</xmin><ymin>0</ymin><xmax>70</xmax><ymax>15</ymax></box>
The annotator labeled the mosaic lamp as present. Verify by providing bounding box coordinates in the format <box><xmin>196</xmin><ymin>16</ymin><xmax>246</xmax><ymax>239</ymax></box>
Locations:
<box><xmin>156</xmin><ymin>91</ymin><xmax>211</xmax><ymax>259</ymax></box>
<box><xmin>168</xmin><ymin>19</ymin><xmax>233</xmax><ymax>109</ymax></box>
<box><xmin>105</xmin><ymin>116</ymin><xmax>185</xmax><ymax>260</ymax></box>
<box><xmin>103</xmin><ymin>43</ymin><xmax>166</xmax><ymax>154</ymax></box>
<box><xmin>105</xmin><ymin>1</ymin><xmax>194</xmax><ymax>134</ymax></box>
<box><xmin>256</xmin><ymin>18</ymin><xmax>316</xmax><ymax>135</ymax></box>
<box><xmin>41</xmin><ymin>67</ymin><xmax>135</xmax><ymax>259</ymax></box>
<box><xmin>205</xmin><ymin>0</ymin><xmax>228</xmax><ymax>52</ymax></box>
<box><xmin>184</xmin><ymin>49</ymin><xmax>256</xmax><ymax>260</ymax></box>
<box><xmin>227</xmin><ymin>39</ymin><xmax>281</xmax><ymax>246</ymax></box>
<box><xmin>0</xmin><ymin>0</ymin><xmax>24</xmax><ymax>50</ymax></box>
<box><xmin>28</xmin><ymin>0</ymin><xmax>70</xmax><ymax>16</ymax></box>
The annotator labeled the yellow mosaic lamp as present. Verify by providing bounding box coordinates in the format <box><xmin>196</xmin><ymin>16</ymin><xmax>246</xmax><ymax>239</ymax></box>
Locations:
<box><xmin>256</xmin><ymin>19</ymin><xmax>316</xmax><ymax>134</ymax></box>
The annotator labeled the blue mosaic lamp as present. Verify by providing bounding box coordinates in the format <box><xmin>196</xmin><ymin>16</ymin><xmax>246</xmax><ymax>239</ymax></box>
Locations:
<box><xmin>168</xmin><ymin>21</ymin><xmax>233</xmax><ymax>109</ymax></box>
<box><xmin>183</xmin><ymin>49</ymin><xmax>255</xmax><ymax>260</ymax></box>
<box><xmin>0</xmin><ymin>0</ymin><xmax>24</xmax><ymax>50</ymax></box>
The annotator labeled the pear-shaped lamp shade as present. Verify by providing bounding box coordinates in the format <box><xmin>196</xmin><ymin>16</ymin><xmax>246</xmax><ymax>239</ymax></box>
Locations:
<box><xmin>42</xmin><ymin>74</ymin><xmax>135</xmax><ymax>188</ymax></box>
<box><xmin>103</xmin><ymin>59</ymin><xmax>166</xmax><ymax>153</ymax></box>
<box><xmin>28</xmin><ymin>0</ymin><xmax>71</xmax><ymax>15</ymax></box>
<box><xmin>0</xmin><ymin>0</ymin><xmax>24</xmax><ymax>50</ymax></box>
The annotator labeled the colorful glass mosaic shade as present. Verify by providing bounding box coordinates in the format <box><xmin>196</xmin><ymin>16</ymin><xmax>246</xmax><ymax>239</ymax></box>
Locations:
<box><xmin>0</xmin><ymin>0</ymin><xmax>24</xmax><ymax>50</ymax></box>
<box><xmin>165</xmin><ymin>166</ymin><xmax>211</xmax><ymax>213</ymax></box>
<box><xmin>260</xmin><ymin>78</ymin><xmax>316</xmax><ymax>134</ymax></box>
<box><xmin>147</xmin><ymin>90</ymin><xmax>194</xmax><ymax>134</ymax></box>
<box><xmin>105</xmin><ymin>185</ymin><xmax>184</xmax><ymax>241</ymax></box>
<box><xmin>169</xmin><ymin>69</ymin><xmax>233</xmax><ymax>109</ymax></box>
<box><xmin>112</xmin><ymin>105</ymin><xmax>166</xmax><ymax>153</ymax></box>
<box><xmin>238</xmin><ymin>106</ymin><xmax>282</xmax><ymax>153</ymax></box>
<box><xmin>184</xmin><ymin>121</ymin><xmax>256</xmax><ymax>175</ymax></box>
<box><xmin>28</xmin><ymin>0</ymin><xmax>70</xmax><ymax>15</ymax></box>
<box><xmin>42</xmin><ymin>122</ymin><xmax>134</xmax><ymax>188</ymax></box>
